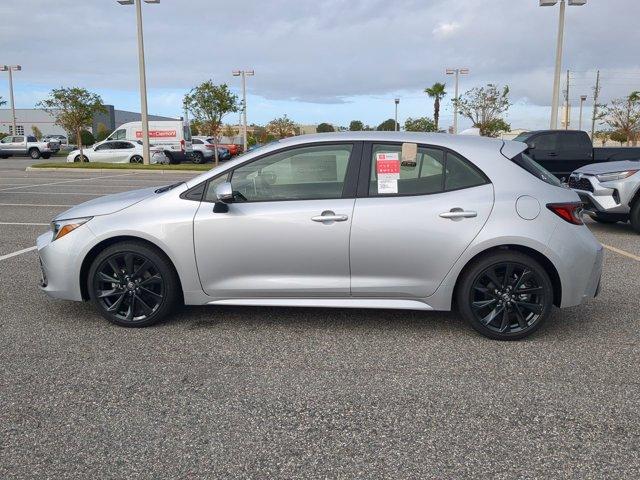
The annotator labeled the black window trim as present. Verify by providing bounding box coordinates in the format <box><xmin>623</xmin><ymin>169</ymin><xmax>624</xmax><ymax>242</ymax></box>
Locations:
<box><xmin>357</xmin><ymin>141</ymin><xmax>491</xmax><ymax>199</ymax></box>
<box><xmin>180</xmin><ymin>141</ymin><xmax>363</xmax><ymax>204</ymax></box>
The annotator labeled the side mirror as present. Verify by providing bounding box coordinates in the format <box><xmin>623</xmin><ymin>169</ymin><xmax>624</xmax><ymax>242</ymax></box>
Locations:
<box><xmin>215</xmin><ymin>182</ymin><xmax>234</xmax><ymax>204</ymax></box>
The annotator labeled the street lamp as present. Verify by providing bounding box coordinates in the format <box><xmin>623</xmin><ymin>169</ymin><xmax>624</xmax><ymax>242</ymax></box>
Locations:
<box><xmin>117</xmin><ymin>0</ymin><xmax>160</xmax><ymax>165</ymax></box>
<box><xmin>1</xmin><ymin>65</ymin><xmax>21</xmax><ymax>135</ymax></box>
<box><xmin>394</xmin><ymin>98</ymin><xmax>400</xmax><ymax>131</ymax></box>
<box><xmin>232</xmin><ymin>69</ymin><xmax>254</xmax><ymax>152</ymax></box>
<box><xmin>540</xmin><ymin>0</ymin><xmax>587</xmax><ymax>129</ymax></box>
<box><xmin>578</xmin><ymin>94</ymin><xmax>587</xmax><ymax>130</ymax></box>
<box><xmin>445</xmin><ymin>67</ymin><xmax>469</xmax><ymax>134</ymax></box>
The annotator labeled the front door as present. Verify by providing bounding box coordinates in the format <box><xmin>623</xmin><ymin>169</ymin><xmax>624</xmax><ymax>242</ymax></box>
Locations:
<box><xmin>193</xmin><ymin>143</ymin><xmax>360</xmax><ymax>298</ymax></box>
<box><xmin>350</xmin><ymin>143</ymin><xmax>494</xmax><ymax>298</ymax></box>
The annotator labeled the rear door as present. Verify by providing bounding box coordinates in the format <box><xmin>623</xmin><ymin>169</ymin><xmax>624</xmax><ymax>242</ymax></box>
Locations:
<box><xmin>554</xmin><ymin>131</ymin><xmax>593</xmax><ymax>175</ymax></box>
<box><xmin>349</xmin><ymin>142</ymin><xmax>494</xmax><ymax>298</ymax></box>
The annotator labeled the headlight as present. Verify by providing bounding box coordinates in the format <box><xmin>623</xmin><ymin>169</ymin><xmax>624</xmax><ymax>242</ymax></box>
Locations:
<box><xmin>51</xmin><ymin>217</ymin><xmax>92</xmax><ymax>241</ymax></box>
<box><xmin>595</xmin><ymin>170</ymin><xmax>638</xmax><ymax>182</ymax></box>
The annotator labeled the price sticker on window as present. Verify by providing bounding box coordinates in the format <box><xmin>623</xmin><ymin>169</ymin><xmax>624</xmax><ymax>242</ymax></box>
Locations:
<box><xmin>376</xmin><ymin>152</ymin><xmax>400</xmax><ymax>194</ymax></box>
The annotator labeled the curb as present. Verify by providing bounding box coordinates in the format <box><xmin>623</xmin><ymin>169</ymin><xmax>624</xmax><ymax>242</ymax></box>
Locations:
<box><xmin>25</xmin><ymin>166</ymin><xmax>207</xmax><ymax>174</ymax></box>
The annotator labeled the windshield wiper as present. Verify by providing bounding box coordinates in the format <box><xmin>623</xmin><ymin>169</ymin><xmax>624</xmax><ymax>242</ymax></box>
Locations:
<box><xmin>155</xmin><ymin>182</ymin><xmax>183</xmax><ymax>194</ymax></box>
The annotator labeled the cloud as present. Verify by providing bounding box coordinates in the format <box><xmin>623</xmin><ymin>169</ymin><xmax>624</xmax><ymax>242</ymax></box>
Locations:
<box><xmin>432</xmin><ymin>22</ymin><xmax>461</xmax><ymax>39</ymax></box>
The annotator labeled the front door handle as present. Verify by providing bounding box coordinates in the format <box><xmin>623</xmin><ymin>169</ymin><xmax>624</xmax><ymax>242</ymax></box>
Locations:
<box><xmin>439</xmin><ymin>208</ymin><xmax>477</xmax><ymax>219</ymax></box>
<box><xmin>311</xmin><ymin>210</ymin><xmax>348</xmax><ymax>223</ymax></box>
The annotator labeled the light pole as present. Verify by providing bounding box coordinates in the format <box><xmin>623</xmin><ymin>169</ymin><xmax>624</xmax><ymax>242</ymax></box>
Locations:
<box><xmin>540</xmin><ymin>0</ymin><xmax>587</xmax><ymax>129</ymax></box>
<box><xmin>578</xmin><ymin>94</ymin><xmax>587</xmax><ymax>130</ymax></box>
<box><xmin>232</xmin><ymin>69</ymin><xmax>254</xmax><ymax>152</ymax></box>
<box><xmin>1</xmin><ymin>65</ymin><xmax>21</xmax><ymax>135</ymax></box>
<box><xmin>117</xmin><ymin>0</ymin><xmax>159</xmax><ymax>165</ymax></box>
<box><xmin>394</xmin><ymin>98</ymin><xmax>399</xmax><ymax>131</ymax></box>
<box><xmin>445</xmin><ymin>67</ymin><xmax>469</xmax><ymax>134</ymax></box>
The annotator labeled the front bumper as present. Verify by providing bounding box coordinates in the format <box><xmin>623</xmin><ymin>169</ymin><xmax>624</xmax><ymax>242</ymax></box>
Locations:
<box><xmin>570</xmin><ymin>174</ymin><xmax>632</xmax><ymax>215</ymax></box>
<box><xmin>37</xmin><ymin>224</ymin><xmax>96</xmax><ymax>302</ymax></box>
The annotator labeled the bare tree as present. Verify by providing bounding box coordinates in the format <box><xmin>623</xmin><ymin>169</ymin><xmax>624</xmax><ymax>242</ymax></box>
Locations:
<box><xmin>604</xmin><ymin>92</ymin><xmax>640</xmax><ymax>146</ymax></box>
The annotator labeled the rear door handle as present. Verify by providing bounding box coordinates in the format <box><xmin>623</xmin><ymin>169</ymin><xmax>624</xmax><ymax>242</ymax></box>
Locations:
<box><xmin>439</xmin><ymin>209</ymin><xmax>477</xmax><ymax>219</ymax></box>
<box><xmin>311</xmin><ymin>211</ymin><xmax>348</xmax><ymax>223</ymax></box>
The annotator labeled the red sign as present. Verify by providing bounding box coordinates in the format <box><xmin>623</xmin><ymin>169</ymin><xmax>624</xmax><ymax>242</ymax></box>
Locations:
<box><xmin>135</xmin><ymin>130</ymin><xmax>177</xmax><ymax>138</ymax></box>
<box><xmin>376</xmin><ymin>156</ymin><xmax>400</xmax><ymax>174</ymax></box>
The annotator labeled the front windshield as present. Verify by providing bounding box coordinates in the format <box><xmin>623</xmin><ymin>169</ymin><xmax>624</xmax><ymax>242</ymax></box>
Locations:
<box><xmin>513</xmin><ymin>133</ymin><xmax>532</xmax><ymax>143</ymax></box>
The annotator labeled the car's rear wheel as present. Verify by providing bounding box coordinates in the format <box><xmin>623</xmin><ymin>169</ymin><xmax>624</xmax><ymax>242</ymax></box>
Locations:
<box><xmin>130</xmin><ymin>155</ymin><xmax>143</xmax><ymax>164</ymax></box>
<box><xmin>88</xmin><ymin>242</ymin><xmax>180</xmax><ymax>327</ymax></box>
<box><xmin>192</xmin><ymin>151</ymin><xmax>205</xmax><ymax>164</ymax></box>
<box><xmin>457</xmin><ymin>251</ymin><xmax>553</xmax><ymax>340</ymax></box>
<box><xmin>630</xmin><ymin>201</ymin><xmax>640</xmax><ymax>233</ymax></box>
<box><xmin>29</xmin><ymin>148</ymin><xmax>41</xmax><ymax>159</ymax></box>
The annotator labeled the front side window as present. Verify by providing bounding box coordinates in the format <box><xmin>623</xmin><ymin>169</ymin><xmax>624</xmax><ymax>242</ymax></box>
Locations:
<box><xmin>230</xmin><ymin>144</ymin><xmax>353</xmax><ymax>202</ymax></box>
<box><xmin>192</xmin><ymin>138</ymin><xmax>203</xmax><ymax>145</ymax></box>
<box><xmin>95</xmin><ymin>142</ymin><xmax>114</xmax><ymax>151</ymax></box>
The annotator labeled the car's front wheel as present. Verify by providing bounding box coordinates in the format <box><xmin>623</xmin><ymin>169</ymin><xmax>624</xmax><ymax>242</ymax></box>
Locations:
<box><xmin>457</xmin><ymin>251</ymin><xmax>553</xmax><ymax>340</ymax></box>
<box><xmin>630</xmin><ymin>201</ymin><xmax>640</xmax><ymax>233</ymax></box>
<box><xmin>192</xmin><ymin>151</ymin><xmax>205</xmax><ymax>164</ymax></box>
<box><xmin>88</xmin><ymin>241</ymin><xmax>180</xmax><ymax>327</ymax></box>
<box><xmin>74</xmin><ymin>155</ymin><xmax>88</xmax><ymax>163</ymax></box>
<box><xmin>130</xmin><ymin>155</ymin><xmax>143</xmax><ymax>164</ymax></box>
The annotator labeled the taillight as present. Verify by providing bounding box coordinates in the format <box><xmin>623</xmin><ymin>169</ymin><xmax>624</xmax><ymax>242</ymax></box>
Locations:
<box><xmin>546</xmin><ymin>202</ymin><xmax>584</xmax><ymax>225</ymax></box>
<box><xmin>205</xmin><ymin>144</ymin><xmax>216</xmax><ymax>150</ymax></box>
<box><xmin>180</xmin><ymin>139</ymin><xmax>185</xmax><ymax>151</ymax></box>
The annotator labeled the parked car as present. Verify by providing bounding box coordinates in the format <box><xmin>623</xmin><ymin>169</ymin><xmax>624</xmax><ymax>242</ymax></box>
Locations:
<box><xmin>202</xmin><ymin>138</ymin><xmax>241</xmax><ymax>156</ymax></box>
<box><xmin>37</xmin><ymin>132</ymin><xmax>602</xmax><ymax>340</ymax></box>
<box><xmin>66</xmin><ymin>140</ymin><xmax>165</xmax><ymax>164</ymax></box>
<box><xmin>43</xmin><ymin>134</ymin><xmax>68</xmax><ymax>145</ymax></box>
<box><xmin>513</xmin><ymin>130</ymin><xmax>640</xmax><ymax>178</ymax></box>
<box><xmin>0</xmin><ymin>135</ymin><xmax>60</xmax><ymax>159</ymax></box>
<box><xmin>190</xmin><ymin>138</ymin><xmax>231</xmax><ymax>163</ymax></box>
<box><xmin>568</xmin><ymin>160</ymin><xmax>640</xmax><ymax>232</ymax></box>
<box><xmin>104</xmin><ymin>121</ymin><xmax>193</xmax><ymax>163</ymax></box>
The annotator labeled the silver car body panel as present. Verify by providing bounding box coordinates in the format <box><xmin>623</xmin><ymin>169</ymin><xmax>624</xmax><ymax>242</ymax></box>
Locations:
<box><xmin>37</xmin><ymin>132</ymin><xmax>603</xmax><ymax>312</ymax></box>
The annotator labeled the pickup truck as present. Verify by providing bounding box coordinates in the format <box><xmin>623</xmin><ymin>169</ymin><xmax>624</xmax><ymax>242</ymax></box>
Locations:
<box><xmin>0</xmin><ymin>134</ymin><xmax>61</xmax><ymax>159</ymax></box>
<box><xmin>512</xmin><ymin>130</ymin><xmax>640</xmax><ymax>178</ymax></box>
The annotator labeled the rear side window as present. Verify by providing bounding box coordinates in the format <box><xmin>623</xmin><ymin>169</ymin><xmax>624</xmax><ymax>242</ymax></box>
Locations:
<box><xmin>511</xmin><ymin>152</ymin><xmax>562</xmax><ymax>187</ymax></box>
<box><xmin>368</xmin><ymin>144</ymin><xmax>487</xmax><ymax>196</ymax></box>
<box><xmin>530</xmin><ymin>133</ymin><xmax>558</xmax><ymax>150</ymax></box>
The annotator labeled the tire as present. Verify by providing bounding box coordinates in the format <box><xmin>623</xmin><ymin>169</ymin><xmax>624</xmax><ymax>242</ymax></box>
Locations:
<box><xmin>630</xmin><ymin>200</ymin><xmax>640</xmax><ymax>234</ymax></box>
<box><xmin>41</xmin><ymin>153</ymin><xmax>51</xmax><ymax>159</ymax></box>
<box><xmin>88</xmin><ymin>241</ymin><xmax>180</xmax><ymax>327</ymax></box>
<box><xmin>164</xmin><ymin>152</ymin><xmax>177</xmax><ymax>164</ymax></box>
<box><xmin>456</xmin><ymin>250</ymin><xmax>554</xmax><ymax>340</ymax></box>
<box><xmin>29</xmin><ymin>148</ymin><xmax>41</xmax><ymax>159</ymax></box>
<box><xmin>130</xmin><ymin>155</ymin><xmax>143</xmax><ymax>164</ymax></box>
<box><xmin>192</xmin><ymin>151</ymin><xmax>205</xmax><ymax>164</ymax></box>
<box><xmin>74</xmin><ymin>155</ymin><xmax>88</xmax><ymax>163</ymax></box>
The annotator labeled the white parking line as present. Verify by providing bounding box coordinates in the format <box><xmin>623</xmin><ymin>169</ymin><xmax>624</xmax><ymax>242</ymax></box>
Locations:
<box><xmin>0</xmin><ymin>203</ymin><xmax>72</xmax><ymax>207</ymax></box>
<box><xmin>0</xmin><ymin>222</ymin><xmax>49</xmax><ymax>226</ymax></box>
<box><xmin>0</xmin><ymin>246</ymin><xmax>37</xmax><ymax>261</ymax></box>
<box><xmin>0</xmin><ymin>172</ymin><xmax>140</xmax><ymax>192</ymax></box>
<box><xmin>602</xmin><ymin>243</ymin><xmax>640</xmax><ymax>262</ymax></box>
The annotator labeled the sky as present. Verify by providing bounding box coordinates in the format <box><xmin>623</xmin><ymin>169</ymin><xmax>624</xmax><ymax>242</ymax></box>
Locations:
<box><xmin>1</xmin><ymin>0</ymin><xmax>639</xmax><ymax>131</ymax></box>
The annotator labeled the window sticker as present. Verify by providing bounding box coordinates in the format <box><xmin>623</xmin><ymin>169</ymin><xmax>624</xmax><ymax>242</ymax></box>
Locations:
<box><xmin>376</xmin><ymin>152</ymin><xmax>400</xmax><ymax>194</ymax></box>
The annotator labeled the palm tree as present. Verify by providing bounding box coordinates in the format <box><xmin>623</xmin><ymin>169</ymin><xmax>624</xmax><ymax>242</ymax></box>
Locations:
<box><xmin>0</xmin><ymin>96</ymin><xmax>6</xmax><ymax>107</ymax></box>
<box><xmin>424</xmin><ymin>82</ymin><xmax>447</xmax><ymax>131</ymax></box>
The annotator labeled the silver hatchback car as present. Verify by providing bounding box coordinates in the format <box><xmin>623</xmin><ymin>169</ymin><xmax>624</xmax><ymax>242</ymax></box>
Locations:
<box><xmin>37</xmin><ymin>132</ymin><xmax>603</xmax><ymax>340</ymax></box>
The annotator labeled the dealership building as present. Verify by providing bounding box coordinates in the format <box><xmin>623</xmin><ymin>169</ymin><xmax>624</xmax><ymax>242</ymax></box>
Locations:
<box><xmin>0</xmin><ymin>106</ymin><xmax>178</xmax><ymax>138</ymax></box>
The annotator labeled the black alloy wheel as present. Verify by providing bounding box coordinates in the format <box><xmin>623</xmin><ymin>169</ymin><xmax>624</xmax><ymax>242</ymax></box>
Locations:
<box><xmin>88</xmin><ymin>242</ymin><xmax>179</xmax><ymax>327</ymax></box>
<box><xmin>130</xmin><ymin>155</ymin><xmax>143</xmax><ymax>164</ymax></box>
<box><xmin>457</xmin><ymin>251</ymin><xmax>553</xmax><ymax>340</ymax></box>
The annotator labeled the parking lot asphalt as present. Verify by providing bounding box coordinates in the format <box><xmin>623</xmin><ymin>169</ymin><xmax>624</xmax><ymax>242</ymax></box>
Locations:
<box><xmin>1</xmin><ymin>157</ymin><xmax>639</xmax><ymax>479</ymax></box>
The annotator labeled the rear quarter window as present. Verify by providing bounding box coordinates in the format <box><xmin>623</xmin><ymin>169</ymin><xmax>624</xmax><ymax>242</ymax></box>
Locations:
<box><xmin>510</xmin><ymin>152</ymin><xmax>563</xmax><ymax>187</ymax></box>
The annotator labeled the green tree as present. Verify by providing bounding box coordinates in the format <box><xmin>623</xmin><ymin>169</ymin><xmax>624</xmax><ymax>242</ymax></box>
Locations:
<box><xmin>316</xmin><ymin>122</ymin><xmax>335</xmax><ymax>133</ymax></box>
<box><xmin>481</xmin><ymin>118</ymin><xmax>511</xmax><ymax>138</ymax></box>
<box><xmin>609</xmin><ymin>130</ymin><xmax>628</xmax><ymax>145</ymax></box>
<box><xmin>377</xmin><ymin>118</ymin><xmax>399</xmax><ymax>131</ymax></box>
<box><xmin>593</xmin><ymin>130</ymin><xmax>610</xmax><ymax>146</ymax></box>
<box><xmin>454</xmin><ymin>84</ymin><xmax>511</xmax><ymax>137</ymax></box>
<box><xmin>349</xmin><ymin>120</ymin><xmax>364</xmax><ymax>131</ymax></box>
<box><xmin>183</xmin><ymin>80</ymin><xmax>239</xmax><ymax>165</ymax></box>
<box><xmin>604</xmin><ymin>92</ymin><xmax>640</xmax><ymax>146</ymax></box>
<box><xmin>37</xmin><ymin>87</ymin><xmax>106</xmax><ymax>160</ymax></box>
<box><xmin>404</xmin><ymin>116</ymin><xmax>436</xmax><ymax>132</ymax></box>
<box><xmin>266</xmin><ymin>115</ymin><xmax>297</xmax><ymax>138</ymax></box>
<box><xmin>424</xmin><ymin>82</ymin><xmax>447</xmax><ymax>131</ymax></box>
<box><xmin>31</xmin><ymin>125</ymin><xmax>43</xmax><ymax>139</ymax></box>
<box><xmin>69</xmin><ymin>129</ymin><xmax>95</xmax><ymax>147</ymax></box>
<box><xmin>95</xmin><ymin>122</ymin><xmax>109</xmax><ymax>142</ymax></box>
<box><xmin>0</xmin><ymin>96</ymin><xmax>6</xmax><ymax>107</ymax></box>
